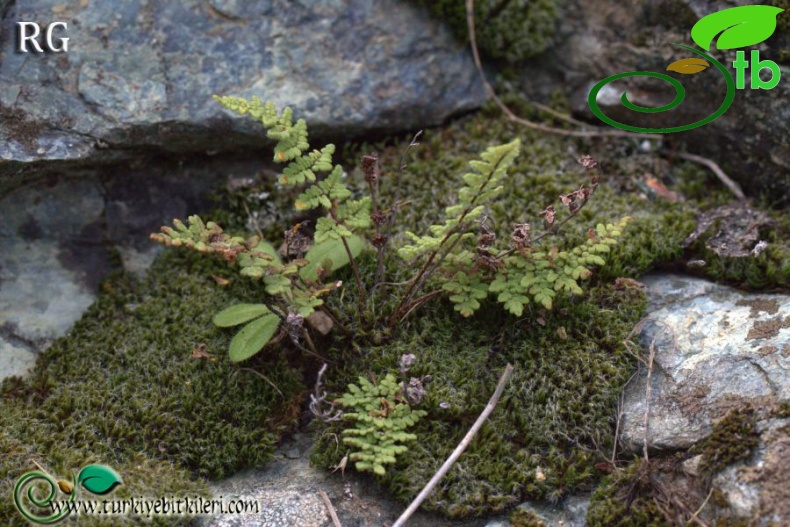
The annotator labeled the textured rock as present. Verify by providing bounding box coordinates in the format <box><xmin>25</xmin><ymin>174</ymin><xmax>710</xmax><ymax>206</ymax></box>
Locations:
<box><xmin>0</xmin><ymin>157</ymin><xmax>231</xmax><ymax>381</ymax></box>
<box><xmin>517</xmin><ymin>0</ymin><xmax>790</xmax><ymax>201</ymax></box>
<box><xmin>199</xmin><ymin>433</ymin><xmax>484</xmax><ymax>527</ymax></box>
<box><xmin>621</xmin><ymin>274</ymin><xmax>790</xmax><ymax>451</ymax></box>
<box><xmin>0</xmin><ymin>338</ymin><xmax>37</xmax><ymax>379</ymax></box>
<box><xmin>492</xmin><ymin>496</ymin><xmax>589</xmax><ymax>527</ymax></box>
<box><xmin>713</xmin><ymin>417</ymin><xmax>790</xmax><ymax>523</ymax></box>
<box><xmin>0</xmin><ymin>0</ymin><xmax>486</xmax><ymax>189</ymax></box>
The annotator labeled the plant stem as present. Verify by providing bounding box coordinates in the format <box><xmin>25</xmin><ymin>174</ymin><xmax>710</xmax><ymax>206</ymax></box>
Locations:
<box><xmin>389</xmin><ymin>150</ymin><xmax>511</xmax><ymax>326</ymax></box>
<box><xmin>392</xmin><ymin>363</ymin><xmax>515</xmax><ymax>527</ymax></box>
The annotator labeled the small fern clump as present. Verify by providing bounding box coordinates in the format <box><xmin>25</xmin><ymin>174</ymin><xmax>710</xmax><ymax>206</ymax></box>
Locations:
<box><xmin>336</xmin><ymin>374</ymin><xmax>427</xmax><ymax>475</ymax></box>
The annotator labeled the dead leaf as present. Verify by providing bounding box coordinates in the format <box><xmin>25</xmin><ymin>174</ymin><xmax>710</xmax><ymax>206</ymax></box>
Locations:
<box><xmin>667</xmin><ymin>57</ymin><xmax>710</xmax><ymax>74</ymax></box>
<box><xmin>683</xmin><ymin>202</ymin><xmax>775</xmax><ymax>258</ymax></box>
<box><xmin>332</xmin><ymin>454</ymin><xmax>348</xmax><ymax>478</ymax></box>
<box><xmin>644</xmin><ymin>175</ymin><xmax>679</xmax><ymax>202</ymax></box>
<box><xmin>211</xmin><ymin>274</ymin><xmax>230</xmax><ymax>286</ymax></box>
<box><xmin>190</xmin><ymin>343</ymin><xmax>215</xmax><ymax>361</ymax></box>
<box><xmin>614</xmin><ymin>277</ymin><xmax>646</xmax><ymax>290</ymax></box>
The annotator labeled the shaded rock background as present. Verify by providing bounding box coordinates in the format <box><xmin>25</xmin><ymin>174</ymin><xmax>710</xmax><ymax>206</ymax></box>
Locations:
<box><xmin>0</xmin><ymin>0</ymin><xmax>485</xmax><ymax>191</ymax></box>
<box><xmin>0</xmin><ymin>0</ymin><xmax>486</xmax><ymax>367</ymax></box>
<box><xmin>515</xmin><ymin>0</ymin><xmax>790</xmax><ymax>202</ymax></box>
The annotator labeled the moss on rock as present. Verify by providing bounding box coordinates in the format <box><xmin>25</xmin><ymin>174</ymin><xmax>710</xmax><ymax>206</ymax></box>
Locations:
<box><xmin>0</xmin><ymin>251</ymin><xmax>305</xmax><ymax>525</ymax></box>
<box><xmin>413</xmin><ymin>0</ymin><xmax>564</xmax><ymax>63</ymax></box>
<box><xmin>699</xmin><ymin>408</ymin><xmax>760</xmax><ymax>475</ymax></box>
<box><xmin>586</xmin><ymin>460</ymin><xmax>669</xmax><ymax>527</ymax></box>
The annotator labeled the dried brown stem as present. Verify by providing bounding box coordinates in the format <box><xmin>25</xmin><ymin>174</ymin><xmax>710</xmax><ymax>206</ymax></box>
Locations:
<box><xmin>319</xmin><ymin>490</ymin><xmax>342</xmax><ymax>527</ymax></box>
<box><xmin>392</xmin><ymin>363</ymin><xmax>515</xmax><ymax>527</ymax></box>
<box><xmin>673</xmin><ymin>151</ymin><xmax>746</xmax><ymax>201</ymax></box>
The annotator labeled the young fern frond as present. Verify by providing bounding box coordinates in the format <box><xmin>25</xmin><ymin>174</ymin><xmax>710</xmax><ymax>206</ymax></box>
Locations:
<box><xmin>336</xmin><ymin>374</ymin><xmax>427</xmax><ymax>476</ymax></box>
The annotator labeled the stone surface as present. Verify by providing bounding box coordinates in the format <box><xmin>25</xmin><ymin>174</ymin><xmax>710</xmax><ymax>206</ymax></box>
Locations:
<box><xmin>0</xmin><ymin>156</ymin><xmax>241</xmax><ymax>380</ymax></box>
<box><xmin>497</xmin><ymin>496</ymin><xmax>589</xmax><ymax>527</ymax></box>
<box><xmin>0</xmin><ymin>338</ymin><xmax>37</xmax><ymax>379</ymax></box>
<box><xmin>621</xmin><ymin>274</ymin><xmax>790</xmax><ymax>452</ymax></box>
<box><xmin>198</xmin><ymin>433</ymin><xmax>486</xmax><ymax>527</ymax></box>
<box><xmin>713</xmin><ymin>417</ymin><xmax>790</xmax><ymax>523</ymax></box>
<box><xmin>0</xmin><ymin>0</ymin><xmax>486</xmax><ymax>190</ymax></box>
<box><xmin>517</xmin><ymin>0</ymin><xmax>790</xmax><ymax>201</ymax></box>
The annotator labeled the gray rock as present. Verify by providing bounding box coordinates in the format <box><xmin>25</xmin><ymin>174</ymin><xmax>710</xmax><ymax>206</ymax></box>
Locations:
<box><xmin>517</xmin><ymin>0</ymin><xmax>790</xmax><ymax>201</ymax></box>
<box><xmin>0</xmin><ymin>0</ymin><xmax>486</xmax><ymax>189</ymax></box>
<box><xmin>0</xmin><ymin>156</ymin><xmax>240</xmax><ymax>381</ymax></box>
<box><xmin>621</xmin><ymin>274</ymin><xmax>790</xmax><ymax>452</ymax></box>
<box><xmin>491</xmin><ymin>495</ymin><xmax>589</xmax><ymax>527</ymax></box>
<box><xmin>198</xmin><ymin>433</ymin><xmax>486</xmax><ymax>527</ymax></box>
<box><xmin>0</xmin><ymin>337</ymin><xmax>37</xmax><ymax>379</ymax></box>
<box><xmin>712</xmin><ymin>417</ymin><xmax>790</xmax><ymax>523</ymax></box>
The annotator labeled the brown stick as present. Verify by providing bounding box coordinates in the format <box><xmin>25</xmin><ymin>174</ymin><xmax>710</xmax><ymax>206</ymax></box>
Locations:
<box><xmin>319</xmin><ymin>490</ymin><xmax>342</xmax><ymax>527</ymax></box>
<box><xmin>674</xmin><ymin>151</ymin><xmax>746</xmax><ymax>201</ymax></box>
<box><xmin>392</xmin><ymin>363</ymin><xmax>515</xmax><ymax>527</ymax></box>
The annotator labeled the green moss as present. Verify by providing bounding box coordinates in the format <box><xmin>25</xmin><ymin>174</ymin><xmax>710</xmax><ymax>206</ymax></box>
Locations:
<box><xmin>699</xmin><ymin>408</ymin><xmax>759</xmax><ymax>475</ymax></box>
<box><xmin>586</xmin><ymin>460</ymin><xmax>669</xmax><ymax>527</ymax></box>
<box><xmin>0</xmin><ymin>415</ymin><xmax>207</xmax><ymax>526</ymax></box>
<box><xmin>773</xmin><ymin>0</ymin><xmax>790</xmax><ymax>32</ymax></box>
<box><xmin>413</xmin><ymin>0</ymin><xmax>564</xmax><ymax>63</ymax></box>
<box><xmin>306</xmin><ymin>102</ymin><xmax>790</xmax><ymax>518</ymax></box>
<box><xmin>0</xmin><ymin>250</ymin><xmax>305</xmax><ymax>525</ymax></box>
<box><xmin>509</xmin><ymin>507</ymin><xmax>547</xmax><ymax>527</ymax></box>
<box><xmin>312</xmin><ymin>275</ymin><xmax>647</xmax><ymax>517</ymax></box>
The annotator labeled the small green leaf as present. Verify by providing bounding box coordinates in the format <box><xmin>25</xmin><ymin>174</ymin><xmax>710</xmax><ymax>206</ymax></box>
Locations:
<box><xmin>691</xmin><ymin>5</ymin><xmax>784</xmax><ymax>51</ymax></box>
<box><xmin>77</xmin><ymin>465</ymin><xmax>122</xmax><ymax>495</ymax></box>
<box><xmin>229</xmin><ymin>314</ymin><xmax>281</xmax><ymax>362</ymax></box>
<box><xmin>300</xmin><ymin>235</ymin><xmax>364</xmax><ymax>281</ymax></box>
<box><xmin>213</xmin><ymin>303</ymin><xmax>271</xmax><ymax>327</ymax></box>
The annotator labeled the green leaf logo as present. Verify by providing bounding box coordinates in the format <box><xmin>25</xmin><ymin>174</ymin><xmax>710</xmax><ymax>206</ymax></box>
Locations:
<box><xmin>77</xmin><ymin>465</ymin><xmax>122</xmax><ymax>495</ymax></box>
<box><xmin>691</xmin><ymin>5</ymin><xmax>784</xmax><ymax>51</ymax></box>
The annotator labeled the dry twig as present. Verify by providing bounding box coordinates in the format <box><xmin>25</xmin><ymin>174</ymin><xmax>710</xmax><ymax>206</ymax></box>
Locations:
<box><xmin>392</xmin><ymin>363</ymin><xmax>515</xmax><ymax>527</ymax></box>
<box><xmin>673</xmin><ymin>151</ymin><xmax>746</xmax><ymax>201</ymax></box>
<box><xmin>319</xmin><ymin>490</ymin><xmax>342</xmax><ymax>527</ymax></box>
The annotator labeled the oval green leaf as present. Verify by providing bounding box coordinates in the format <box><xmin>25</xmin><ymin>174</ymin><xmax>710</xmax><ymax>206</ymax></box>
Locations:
<box><xmin>299</xmin><ymin>235</ymin><xmax>364</xmax><ymax>282</ymax></box>
<box><xmin>666</xmin><ymin>57</ymin><xmax>710</xmax><ymax>74</ymax></box>
<box><xmin>229</xmin><ymin>314</ymin><xmax>280</xmax><ymax>362</ymax></box>
<box><xmin>77</xmin><ymin>465</ymin><xmax>122</xmax><ymax>495</ymax></box>
<box><xmin>691</xmin><ymin>5</ymin><xmax>784</xmax><ymax>51</ymax></box>
<box><xmin>213</xmin><ymin>303</ymin><xmax>271</xmax><ymax>327</ymax></box>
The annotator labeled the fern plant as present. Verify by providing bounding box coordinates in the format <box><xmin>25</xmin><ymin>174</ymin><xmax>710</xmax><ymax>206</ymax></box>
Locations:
<box><xmin>152</xmin><ymin>97</ymin><xmax>628</xmax><ymax>363</ymax></box>
<box><xmin>336</xmin><ymin>374</ymin><xmax>427</xmax><ymax>475</ymax></box>
<box><xmin>152</xmin><ymin>97</ymin><xmax>367</xmax><ymax>361</ymax></box>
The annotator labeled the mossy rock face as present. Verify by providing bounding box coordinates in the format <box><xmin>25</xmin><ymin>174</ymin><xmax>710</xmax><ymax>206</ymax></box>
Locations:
<box><xmin>0</xmin><ymin>251</ymin><xmax>305</xmax><ymax>525</ymax></box>
<box><xmin>413</xmin><ymin>0</ymin><xmax>564</xmax><ymax>63</ymax></box>
<box><xmin>313</xmin><ymin>104</ymin><xmax>788</xmax><ymax>518</ymax></box>
<box><xmin>313</xmin><ymin>273</ymin><xmax>645</xmax><ymax>517</ymax></box>
<box><xmin>586</xmin><ymin>460</ymin><xmax>670</xmax><ymax>527</ymax></box>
